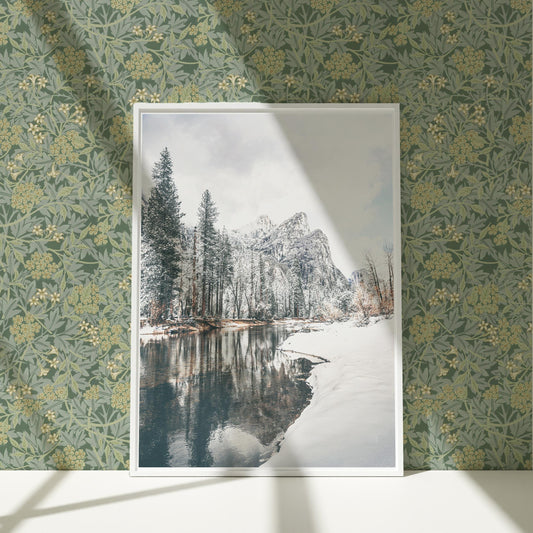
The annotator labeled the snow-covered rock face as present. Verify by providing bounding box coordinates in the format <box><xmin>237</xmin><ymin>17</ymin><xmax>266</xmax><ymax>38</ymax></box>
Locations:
<box><xmin>275</xmin><ymin>211</ymin><xmax>310</xmax><ymax>240</ymax></box>
<box><xmin>232</xmin><ymin>212</ymin><xmax>349</xmax><ymax>316</ymax></box>
<box><xmin>294</xmin><ymin>229</ymin><xmax>346</xmax><ymax>290</ymax></box>
<box><xmin>251</xmin><ymin>213</ymin><xmax>346</xmax><ymax>288</ymax></box>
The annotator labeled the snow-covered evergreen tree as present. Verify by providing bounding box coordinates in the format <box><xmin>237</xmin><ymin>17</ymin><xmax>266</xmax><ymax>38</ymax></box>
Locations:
<box><xmin>141</xmin><ymin>147</ymin><xmax>184</xmax><ymax>322</ymax></box>
<box><xmin>197</xmin><ymin>189</ymin><xmax>218</xmax><ymax>316</ymax></box>
<box><xmin>214</xmin><ymin>229</ymin><xmax>233</xmax><ymax>317</ymax></box>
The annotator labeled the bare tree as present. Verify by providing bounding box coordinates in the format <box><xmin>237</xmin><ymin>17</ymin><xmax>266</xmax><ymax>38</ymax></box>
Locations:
<box><xmin>384</xmin><ymin>241</ymin><xmax>394</xmax><ymax>313</ymax></box>
<box><xmin>365</xmin><ymin>253</ymin><xmax>383</xmax><ymax>312</ymax></box>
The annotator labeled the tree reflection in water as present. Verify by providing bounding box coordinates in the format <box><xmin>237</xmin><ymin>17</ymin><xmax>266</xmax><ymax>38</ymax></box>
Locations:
<box><xmin>139</xmin><ymin>325</ymin><xmax>314</xmax><ymax>467</ymax></box>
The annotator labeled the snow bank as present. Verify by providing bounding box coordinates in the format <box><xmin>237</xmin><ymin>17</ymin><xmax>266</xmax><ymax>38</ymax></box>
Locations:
<box><xmin>140</xmin><ymin>324</ymin><xmax>164</xmax><ymax>336</ymax></box>
<box><xmin>263</xmin><ymin>318</ymin><xmax>397</xmax><ymax>468</ymax></box>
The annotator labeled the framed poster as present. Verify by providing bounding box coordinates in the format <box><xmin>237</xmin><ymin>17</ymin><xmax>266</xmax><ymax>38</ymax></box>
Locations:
<box><xmin>130</xmin><ymin>103</ymin><xmax>402</xmax><ymax>476</ymax></box>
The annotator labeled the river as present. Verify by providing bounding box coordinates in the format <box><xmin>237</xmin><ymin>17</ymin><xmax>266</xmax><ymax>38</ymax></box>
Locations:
<box><xmin>139</xmin><ymin>324</ymin><xmax>315</xmax><ymax>468</ymax></box>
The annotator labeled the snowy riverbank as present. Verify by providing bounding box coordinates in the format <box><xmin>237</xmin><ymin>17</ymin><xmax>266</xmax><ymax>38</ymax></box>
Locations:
<box><xmin>139</xmin><ymin>317</ymin><xmax>326</xmax><ymax>337</ymax></box>
<box><xmin>263</xmin><ymin>317</ymin><xmax>398</xmax><ymax>468</ymax></box>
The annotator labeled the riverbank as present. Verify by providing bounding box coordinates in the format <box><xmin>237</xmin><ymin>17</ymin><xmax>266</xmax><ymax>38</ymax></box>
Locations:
<box><xmin>139</xmin><ymin>317</ymin><xmax>325</xmax><ymax>336</ymax></box>
<box><xmin>263</xmin><ymin>317</ymin><xmax>397</xmax><ymax>468</ymax></box>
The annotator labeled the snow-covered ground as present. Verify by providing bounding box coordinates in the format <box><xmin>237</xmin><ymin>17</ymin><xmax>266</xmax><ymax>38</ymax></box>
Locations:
<box><xmin>139</xmin><ymin>324</ymin><xmax>163</xmax><ymax>336</ymax></box>
<box><xmin>139</xmin><ymin>318</ymin><xmax>324</xmax><ymax>337</ymax></box>
<box><xmin>263</xmin><ymin>317</ymin><xmax>397</xmax><ymax>468</ymax></box>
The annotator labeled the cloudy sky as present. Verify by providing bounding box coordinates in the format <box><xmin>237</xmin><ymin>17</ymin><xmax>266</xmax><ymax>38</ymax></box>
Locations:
<box><xmin>141</xmin><ymin>108</ymin><xmax>396</xmax><ymax>277</ymax></box>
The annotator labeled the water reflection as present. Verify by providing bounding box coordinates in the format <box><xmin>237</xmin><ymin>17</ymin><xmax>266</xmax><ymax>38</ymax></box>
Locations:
<box><xmin>139</xmin><ymin>325</ymin><xmax>313</xmax><ymax>468</ymax></box>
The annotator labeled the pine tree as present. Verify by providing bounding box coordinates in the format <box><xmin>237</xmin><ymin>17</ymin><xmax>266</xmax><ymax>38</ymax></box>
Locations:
<box><xmin>197</xmin><ymin>190</ymin><xmax>218</xmax><ymax>316</ymax></box>
<box><xmin>141</xmin><ymin>147</ymin><xmax>184</xmax><ymax>323</ymax></box>
<box><xmin>291</xmin><ymin>260</ymin><xmax>305</xmax><ymax>317</ymax></box>
<box><xmin>214</xmin><ymin>229</ymin><xmax>233</xmax><ymax>317</ymax></box>
<box><xmin>248</xmin><ymin>251</ymin><xmax>255</xmax><ymax>317</ymax></box>
<box><xmin>191</xmin><ymin>227</ymin><xmax>198</xmax><ymax>315</ymax></box>
<box><xmin>140</xmin><ymin>238</ymin><xmax>162</xmax><ymax>319</ymax></box>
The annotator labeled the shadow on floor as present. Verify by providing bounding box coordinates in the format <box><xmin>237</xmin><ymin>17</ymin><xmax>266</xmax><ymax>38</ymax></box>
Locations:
<box><xmin>0</xmin><ymin>471</ymin><xmax>235</xmax><ymax>532</ymax></box>
<box><xmin>466</xmin><ymin>471</ymin><xmax>533</xmax><ymax>533</ymax></box>
<box><xmin>273</xmin><ymin>446</ymin><xmax>317</xmax><ymax>533</ymax></box>
<box><xmin>0</xmin><ymin>471</ymin><xmax>66</xmax><ymax>533</ymax></box>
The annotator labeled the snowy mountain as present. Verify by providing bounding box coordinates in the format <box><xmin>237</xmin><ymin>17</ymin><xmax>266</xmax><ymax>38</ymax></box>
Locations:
<box><xmin>238</xmin><ymin>214</ymin><xmax>274</xmax><ymax>239</ymax></box>
<box><xmin>229</xmin><ymin>212</ymin><xmax>350</xmax><ymax>318</ymax></box>
<box><xmin>254</xmin><ymin>213</ymin><xmax>347</xmax><ymax>289</ymax></box>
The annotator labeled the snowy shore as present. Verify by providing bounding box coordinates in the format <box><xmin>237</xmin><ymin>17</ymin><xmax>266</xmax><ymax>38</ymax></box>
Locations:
<box><xmin>263</xmin><ymin>317</ymin><xmax>397</xmax><ymax>468</ymax></box>
<box><xmin>139</xmin><ymin>317</ymin><xmax>324</xmax><ymax>336</ymax></box>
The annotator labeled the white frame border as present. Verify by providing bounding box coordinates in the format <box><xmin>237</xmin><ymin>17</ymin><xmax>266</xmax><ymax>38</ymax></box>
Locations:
<box><xmin>130</xmin><ymin>103</ymin><xmax>403</xmax><ymax>477</ymax></box>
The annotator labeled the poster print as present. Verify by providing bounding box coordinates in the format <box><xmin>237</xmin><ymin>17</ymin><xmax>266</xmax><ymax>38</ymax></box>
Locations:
<box><xmin>131</xmin><ymin>104</ymin><xmax>402</xmax><ymax>476</ymax></box>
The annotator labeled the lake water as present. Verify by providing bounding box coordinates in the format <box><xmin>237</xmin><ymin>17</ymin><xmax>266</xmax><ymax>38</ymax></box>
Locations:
<box><xmin>139</xmin><ymin>325</ymin><xmax>314</xmax><ymax>468</ymax></box>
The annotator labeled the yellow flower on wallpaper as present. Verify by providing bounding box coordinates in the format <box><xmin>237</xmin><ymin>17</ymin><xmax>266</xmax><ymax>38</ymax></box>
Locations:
<box><xmin>213</xmin><ymin>0</ymin><xmax>243</xmax><ymax>17</ymax></box>
<box><xmin>483</xmin><ymin>385</ymin><xmax>499</xmax><ymax>400</ymax></box>
<box><xmin>410</xmin><ymin>182</ymin><xmax>443</xmax><ymax>213</ymax></box>
<box><xmin>53</xmin><ymin>46</ymin><xmax>86</xmax><ymax>77</ymax></box>
<box><xmin>84</xmin><ymin>384</ymin><xmax>100</xmax><ymax>400</ymax></box>
<box><xmin>410</xmin><ymin>314</ymin><xmax>440</xmax><ymax>344</ymax></box>
<box><xmin>452</xmin><ymin>446</ymin><xmax>485</xmax><ymax>470</ymax></box>
<box><xmin>511</xmin><ymin>382</ymin><xmax>532</xmax><ymax>413</ymax></box>
<box><xmin>510</xmin><ymin>112</ymin><xmax>532</xmax><ymax>145</ymax></box>
<box><xmin>125</xmin><ymin>51</ymin><xmax>158</xmax><ymax>80</ymax></box>
<box><xmin>98</xmin><ymin>318</ymin><xmax>122</xmax><ymax>352</ymax></box>
<box><xmin>400</xmin><ymin>118</ymin><xmax>422</xmax><ymax>153</ymax></box>
<box><xmin>510</xmin><ymin>0</ymin><xmax>531</xmax><ymax>13</ymax></box>
<box><xmin>111</xmin><ymin>0</ymin><xmax>140</xmax><ymax>13</ymax></box>
<box><xmin>11</xmin><ymin>182</ymin><xmax>43</xmax><ymax>213</ymax></box>
<box><xmin>68</xmin><ymin>284</ymin><xmax>100</xmax><ymax>314</ymax></box>
<box><xmin>38</xmin><ymin>384</ymin><xmax>68</xmax><ymax>401</ymax></box>
<box><xmin>324</xmin><ymin>51</ymin><xmax>357</xmax><ymax>80</ymax></box>
<box><xmin>50</xmin><ymin>130</ymin><xmax>85</xmax><ymax>164</ymax></box>
<box><xmin>0</xmin><ymin>118</ymin><xmax>22</xmax><ymax>154</ymax></box>
<box><xmin>310</xmin><ymin>0</ymin><xmax>339</xmax><ymax>14</ymax></box>
<box><xmin>53</xmin><ymin>446</ymin><xmax>86</xmax><ymax>470</ymax></box>
<box><xmin>25</xmin><ymin>251</ymin><xmax>59</xmax><ymax>279</ymax></box>
<box><xmin>252</xmin><ymin>47</ymin><xmax>285</xmax><ymax>76</ymax></box>
<box><xmin>424</xmin><ymin>252</ymin><xmax>458</xmax><ymax>279</ymax></box>
<box><xmin>168</xmin><ymin>83</ymin><xmax>200</xmax><ymax>103</ymax></box>
<box><xmin>452</xmin><ymin>46</ymin><xmax>485</xmax><ymax>76</ymax></box>
<box><xmin>467</xmin><ymin>284</ymin><xmax>501</xmax><ymax>315</ymax></box>
<box><xmin>110</xmin><ymin>114</ymin><xmax>133</xmax><ymax>145</ymax></box>
<box><xmin>111</xmin><ymin>383</ymin><xmax>130</xmax><ymax>413</ymax></box>
<box><xmin>9</xmin><ymin>314</ymin><xmax>41</xmax><ymax>344</ymax></box>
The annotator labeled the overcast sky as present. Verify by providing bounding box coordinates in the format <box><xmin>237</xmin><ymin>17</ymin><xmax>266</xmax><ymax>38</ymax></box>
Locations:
<box><xmin>141</xmin><ymin>109</ymin><xmax>396</xmax><ymax>277</ymax></box>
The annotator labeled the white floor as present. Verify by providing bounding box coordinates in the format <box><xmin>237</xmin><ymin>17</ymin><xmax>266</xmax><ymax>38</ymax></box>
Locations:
<box><xmin>0</xmin><ymin>471</ymin><xmax>532</xmax><ymax>533</ymax></box>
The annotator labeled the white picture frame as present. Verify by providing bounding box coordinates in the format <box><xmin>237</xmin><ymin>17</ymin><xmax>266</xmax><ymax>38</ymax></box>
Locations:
<box><xmin>130</xmin><ymin>103</ymin><xmax>403</xmax><ymax>476</ymax></box>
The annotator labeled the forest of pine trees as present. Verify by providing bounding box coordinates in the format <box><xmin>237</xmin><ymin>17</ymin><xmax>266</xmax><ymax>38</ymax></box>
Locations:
<box><xmin>141</xmin><ymin>148</ymin><xmax>394</xmax><ymax>325</ymax></box>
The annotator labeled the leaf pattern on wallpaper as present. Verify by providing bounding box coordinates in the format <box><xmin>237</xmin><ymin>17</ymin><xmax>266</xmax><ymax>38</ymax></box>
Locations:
<box><xmin>0</xmin><ymin>0</ymin><xmax>530</xmax><ymax>469</ymax></box>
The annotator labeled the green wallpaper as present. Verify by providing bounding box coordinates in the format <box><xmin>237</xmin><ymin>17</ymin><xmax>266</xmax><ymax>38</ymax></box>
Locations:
<box><xmin>0</xmin><ymin>0</ymin><xmax>530</xmax><ymax>469</ymax></box>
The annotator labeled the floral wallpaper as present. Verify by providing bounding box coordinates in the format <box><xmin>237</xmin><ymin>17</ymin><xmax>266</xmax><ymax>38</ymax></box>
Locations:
<box><xmin>0</xmin><ymin>0</ymin><xmax>530</xmax><ymax>470</ymax></box>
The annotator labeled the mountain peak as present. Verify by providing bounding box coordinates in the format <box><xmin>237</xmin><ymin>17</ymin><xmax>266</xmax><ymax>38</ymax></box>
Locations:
<box><xmin>289</xmin><ymin>212</ymin><xmax>307</xmax><ymax>223</ymax></box>
<box><xmin>239</xmin><ymin>214</ymin><xmax>273</xmax><ymax>237</ymax></box>
<box><xmin>278</xmin><ymin>212</ymin><xmax>310</xmax><ymax>236</ymax></box>
<box><xmin>256</xmin><ymin>214</ymin><xmax>273</xmax><ymax>228</ymax></box>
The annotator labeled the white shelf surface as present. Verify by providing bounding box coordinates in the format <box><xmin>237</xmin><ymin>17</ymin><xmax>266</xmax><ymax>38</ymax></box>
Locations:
<box><xmin>0</xmin><ymin>471</ymin><xmax>531</xmax><ymax>533</ymax></box>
